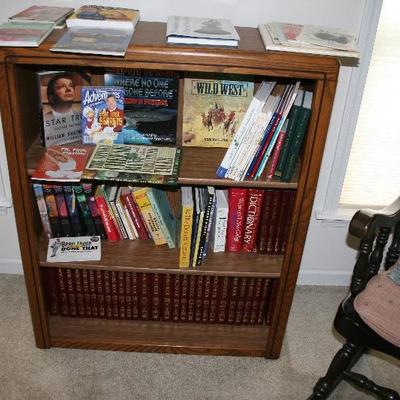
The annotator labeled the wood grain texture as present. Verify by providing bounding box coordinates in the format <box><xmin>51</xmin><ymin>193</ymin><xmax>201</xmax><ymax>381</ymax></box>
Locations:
<box><xmin>49</xmin><ymin>315</ymin><xmax>269</xmax><ymax>356</ymax></box>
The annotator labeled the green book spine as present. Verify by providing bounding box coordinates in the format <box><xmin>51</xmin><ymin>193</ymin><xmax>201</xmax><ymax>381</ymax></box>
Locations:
<box><xmin>280</xmin><ymin>106</ymin><xmax>311</xmax><ymax>182</ymax></box>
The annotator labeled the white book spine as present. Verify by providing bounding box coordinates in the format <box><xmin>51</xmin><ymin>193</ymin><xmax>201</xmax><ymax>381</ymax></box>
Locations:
<box><xmin>211</xmin><ymin>206</ymin><xmax>229</xmax><ymax>252</ymax></box>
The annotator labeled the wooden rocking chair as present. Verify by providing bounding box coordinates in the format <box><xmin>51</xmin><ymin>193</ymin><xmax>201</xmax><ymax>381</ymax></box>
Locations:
<box><xmin>308</xmin><ymin>196</ymin><xmax>400</xmax><ymax>399</ymax></box>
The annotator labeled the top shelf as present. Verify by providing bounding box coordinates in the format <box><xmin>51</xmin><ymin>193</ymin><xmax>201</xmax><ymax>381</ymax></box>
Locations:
<box><xmin>0</xmin><ymin>22</ymin><xmax>339</xmax><ymax>81</ymax></box>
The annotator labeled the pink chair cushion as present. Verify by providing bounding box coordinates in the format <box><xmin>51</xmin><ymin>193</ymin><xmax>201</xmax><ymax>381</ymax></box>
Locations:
<box><xmin>354</xmin><ymin>266</ymin><xmax>400</xmax><ymax>348</ymax></box>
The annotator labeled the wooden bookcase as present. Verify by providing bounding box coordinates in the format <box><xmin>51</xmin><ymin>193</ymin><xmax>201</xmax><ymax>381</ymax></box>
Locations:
<box><xmin>0</xmin><ymin>21</ymin><xmax>339</xmax><ymax>358</ymax></box>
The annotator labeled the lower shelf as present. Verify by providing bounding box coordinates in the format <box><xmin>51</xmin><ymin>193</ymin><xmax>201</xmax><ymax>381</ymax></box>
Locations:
<box><xmin>48</xmin><ymin>315</ymin><xmax>270</xmax><ymax>357</ymax></box>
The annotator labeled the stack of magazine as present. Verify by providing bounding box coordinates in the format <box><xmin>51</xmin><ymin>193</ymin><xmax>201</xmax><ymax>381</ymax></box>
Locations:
<box><xmin>258</xmin><ymin>21</ymin><xmax>360</xmax><ymax>60</ymax></box>
<box><xmin>51</xmin><ymin>5</ymin><xmax>140</xmax><ymax>56</ymax></box>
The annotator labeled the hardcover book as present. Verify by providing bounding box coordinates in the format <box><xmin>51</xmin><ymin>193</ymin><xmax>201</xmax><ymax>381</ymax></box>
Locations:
<box><xmin>32</xmin><ymin>145</ymin><xmax>93</xmax><ymax>182</ymax></box>
<box><xmin>167</xmin><ymin>16</ymin><xmax>239</xmax><ymax>47</ymax></box>
<box><xmin>81</xmin><ymin>86</ymin><xmax>124</xmax><ymax>144</ymax></box>
<box><xmin>226</xmin><ymin>188</ymin><xmax>249</xmax><ymax>252</ymax></box>
<box><xmin>82</xmin><ymin>144</ymin><xmax>182</xmax><ymax>185</ymax></box>
<box><xmin>0</xmin><ymin>22</ymin><xmax>53</xmax><ymax>47</ymax></box>
<box><xmin>51</xmin><ymin>27</ymin><xmax>134</xmax><ymax>57</ymax></box>
<box><xmin>38</xmin><ymin>71</ymin><xmax>91</xmax><ymax>147</ymax></box>
<box><xmin>9</xmin><ymin>6</ymin><xmax>74</xmax><ymax>25</ymax></box>
<box><xmin>182</xmin><ymin>75</ymin><xmax>254</xmax><ymax>147</ymax></box>
<box><xmin>66</xmin><ymin>5</ymin><xmax>140</xmax><ymax>30</ymax></box>
<box><xmin>104</xmin><ymin>73</ymin><xmax>179</xmax><ymax>145</ymax></box>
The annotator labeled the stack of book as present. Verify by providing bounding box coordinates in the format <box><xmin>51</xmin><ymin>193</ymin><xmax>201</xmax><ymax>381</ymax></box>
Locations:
<box><xmin>178</xmin><ymin>186</ymin><xmax>296</xmax><ymax>268</ymax></box>
<box><xmin>51</xmin><ymin>5</ymin><xmax>140</xmax><ymax>56</ymax></box>
<box><xmin>217</xmin><ymin>80</ymin><xmax>312</xmax><ymax>182</ymax></box>
<box><xmin>258</xmin><ymin>21</ymin><xmax>360</xmax><ymax>60</ymax></box>
<box><xmin>43</xmin><ymin>268</ymin><xmax>278</xmax><ymax>326</ymax></box>
<box><xmin>0</xmin><ymin>5</ymin><xmax>74</xmax><ymax>47</ymax></box>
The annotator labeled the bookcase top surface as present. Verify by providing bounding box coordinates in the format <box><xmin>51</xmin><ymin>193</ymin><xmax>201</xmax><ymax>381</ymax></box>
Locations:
<box><xmin>0</xmin><ymin>21</ymin><xmax>339</xmax><ymax>80</ymax></box>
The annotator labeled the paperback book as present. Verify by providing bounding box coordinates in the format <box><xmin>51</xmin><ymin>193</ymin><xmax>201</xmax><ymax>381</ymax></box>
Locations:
<box><xmin>82</xmin><ymin>144</ymin><xmax>182</xmax><ymax>185</ymax></box>
<box><xmin>182</xmin><ymin>75</ymin><xmax>254</xmax><ymax>147</ymax></box>
<box><xmin>39</xmin><ymin>71</ymin><xmax>91</xmax><ymax>147</ymax></box>
<box><xmin>0</xmin><ymin>22</ymin><xmax>53</xmax><ymax>47</ymax></box>
<box><xmin>104</xmin><ymin>73</ymin><xmax>179</xmax><ymax>145</ymax></box>
<box><xmin>46</xmin><ymin>236</ymin><xmax>101</xmax><ymax>262</ymax></box>
<box><xmin>9</xmin><ymin>5</ymin><xmax>74</xmax><ymax>25</ymax></box>
<box><xmin>81</xmin><ymin>86</ymin><xmax>124</xmax><ymax>144</ymax></box>
<box><xmin>32</xmin><ymin>145</ymin><xmax>93</xmax><ymax>182</ymax></box>
<box><xmin>167</xmin><ymin>16</ymin><xmax>239</xmax><ymax>47</ymax></box>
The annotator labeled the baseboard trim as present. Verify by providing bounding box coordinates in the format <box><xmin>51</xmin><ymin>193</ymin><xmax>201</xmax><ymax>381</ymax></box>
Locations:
<box><xmin>298</xmin><ymin>269</ymin><xmax>352</xmax><ymax>286</ymax></box>
<box><xmin>0</xmin><ymin>258</ymin><xmax>23</xmax><ymax>274</ymax></box>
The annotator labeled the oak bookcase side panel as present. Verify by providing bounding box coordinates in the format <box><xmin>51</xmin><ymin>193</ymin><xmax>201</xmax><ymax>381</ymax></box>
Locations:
<box><xmin>1</xmin><ymin>62</ymin><xmax>50</xmax><ymax>348</ymax></box>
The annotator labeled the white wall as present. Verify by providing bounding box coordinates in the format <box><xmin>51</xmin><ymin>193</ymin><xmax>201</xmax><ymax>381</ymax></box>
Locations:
<box><xmin>0</xmin><ymin>0</ymin><xmax>365</xmax><ymax>283</ymax></box>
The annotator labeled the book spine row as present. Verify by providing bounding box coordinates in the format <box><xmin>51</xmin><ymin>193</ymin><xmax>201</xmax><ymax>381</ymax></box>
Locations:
<box><xmin>43</xmin><ymin>268</ymin><xmax>278</xmax><ymax>326</ymax></box>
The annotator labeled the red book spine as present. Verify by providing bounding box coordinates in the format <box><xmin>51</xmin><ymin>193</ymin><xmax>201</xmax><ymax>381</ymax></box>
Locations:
<box><xmin>242</xmin><ymin>189</ymin><xmax>265</xmax><ymax>252</ymax></box>
<box><xmin>242</xmin><ymin>277</ymin><xmax>255</xmax><ymax>325</ymax></box>
<box><xmin>266</xmin><ymin>126</ymin><xmax>287</xmax><ymax>179</ymax></box>
<box><xmin>151</xmin><ymin>273</ymin><xmax>161</xmax><ymax>321</ymax></box>
<box><xmin>179</xmin><ymin>274</ymin><xmax>189</xmax><ymax>322</ymax></box>
<box><xmin>162</xmin><ymin>274</ymin><xmax>172</xmax><ymax>321</ymax></box>
<box><xmin>172</xmin><ymin>274</ymin><xmax>181</xmax><ymax>322</ymax></box>
<box><xmin>201</xmin><ymin>275</ymin><xmax>212</xmax><ymax>323</ymax></box>
<box><xmin>94</xmin><ymin>193</ymin><xmax>120</xmax><ymax>241</ymax></box>
<box><xmin>208</xmin><ymin>276</ymin><xmax>219</xmax><ymax>323</ymax></box>
<box><xmin>103</xmin><ymin>270</ymin><xmax>113</xmax><ymax>318</ymax></box>
<box><xmin>65</xmin><ymin>269</ymin><xmax>77</xmax><ymax>317</ymax></box>
<box><xmin>273</xmin><ymin>190</ymin><xmax>291</xmax><ymax>255</ymax></box>
<box><xmin>218</xmin><ymin>276</ymin><xmax>230</xmax><ymax>323</ymax></box>
<box><xmin>131</xmin><ymin>193</ymin><xmax>152</xmax><ymax>239</ymax></box>
<box><xmin>88</xmin><ymin>269</ymin><xmax>98</xmax><ymax>317</ymax></box>
<box><xmin>226</xmin><ymin>188</ymin><xmax>249</xmax><ymax>252</ymax></box>
<box><xmin>266</xmin><ymin>279</ymin><xmax>279</xmax><ymax>325</ymax></box>
<box><xmin>73</xmin><ymin>269</ymin><xmax>85</xmax><ymax>317</ymax></box>
<box><xmin>117</xmin><ymin>271</ymin><xmax>125</xmax><ymax>319</ymax></box>
<box><xmin>257</xmin><ymin>189</ymin><xmax>274</xmax><ymax>253</ymax></box>
<box><xmin>235</xmin><ymin>277</ymin><xmax>248</xmax><ymax>324</ymax></box>
<box><xmin>43</xmin><ymin>268</ymin><xmax>59</xmax><ymax>315</ymax></box>
<box><xmin>96</xmin><ymin>270</ymin><xmax>105</xmax><ymax>318</ymax></box>
<box><xmin>281</xmin><ymin>190</ymin><xmax>296</xmax><ymax>254</ymax></box>
<box><xmin>194</xmin><ymin>275</ymin><xmax>204</xmax><ymax>323</ymax></box>
<box><xmin>81</xmin><ymin>269</ymin><xmax>92</xmax><ymax>317</ymax></box>
<box><xmin>227</xmin><ymin>277</ymin><xmax>239</xmax><ymax>324</ymax></box>
<box><xmin>266</xmin><ymin>190</ymin><xmax>283</xmax><ymax>254</ymax></box>
<box><xmin>131</xmin><ymin>272</ymin><xmax>139</xmax><ymax>320</ymax></box>
<box><xmin>140</xmin><ymin>273</ymin><xmax>149</xmax><ymax>320</ymax></box>
<box><xmin>257</xmin><ymin>278</ymin><xmax>271</xmax><ymax>324</ymax></box>
<box><xmin>187</xmin><ymin>275</ymin><xmax>196</xmax><ymax>322</ymax></box>
<box><xmin>109</xmin><ymin>271</ymin><xmax>118</xmax><ymax>318</ymax></box>
<box><xmin>121</xmin><ymin>192</ymin><xmax>148</xmax><ymax>240</ymax></box>
<box><xmin>125</xmin><ymin>272</ymin><xmax>132</xmax><ymax>319</ymax></box>
<box><xmin>56</xmin><ymin>268</ymin><xmax>69</xmax><ymax>316</ymax></box>
<box><xmin>250</xmin><ymin>278</ymin><xmax>263</xmax><ymax>324</ymax></box>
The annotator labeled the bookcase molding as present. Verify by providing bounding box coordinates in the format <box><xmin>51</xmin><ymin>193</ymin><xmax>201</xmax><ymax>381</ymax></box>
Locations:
<box><xmin>0</xmin><ymin>21</ymin><xmax>339</xmax><ymax>358</ymax></box>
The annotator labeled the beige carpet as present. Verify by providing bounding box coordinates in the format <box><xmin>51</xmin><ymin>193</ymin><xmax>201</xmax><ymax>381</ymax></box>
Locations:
<box><xmin>0</xmin><ymin>273</ymin><xmax>398</xmax><ymax>400</ymax></box>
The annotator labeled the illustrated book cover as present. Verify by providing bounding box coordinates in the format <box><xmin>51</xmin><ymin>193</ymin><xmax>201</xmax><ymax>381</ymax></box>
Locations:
<box><xmin>182</xmin><ymin>75</ymin><xmax>254</xmax><ymax>147</ymax></box>
<box><xmin>51</xmin><ymin>27</ymin><xmax>133</xmax><ymax>57</ymax></box>
<box><xmin>46</xmin><ymin>236</ymin><xmax>101</xmax><ymax>262</ymax></box>
<box><xmin>9</xmin><ymin>5</ymin><xmax>74</xmax><ymax>25</ymax></box>
<box><xmin>32</xmin><ymin>145</ymin><xmax>93</xmax><ymax>182</ymax></box>
<box><xmin>39</xmin><ymin>71</ymin><xmax>91</xmax><ymax>147</ymax></box>
<box><xmin>167</xmin><ymin>16</ymin><xmax>239</xmax><ymax>47</ymax></box>
<box><xmin>66</xmin><ymin>5</ymin><xmax>140</xmax><ymax>30</ymax></box>
<box><xmin>82</xmin><ymin>143</ymin><xmax>182</xmax><ymax>185</ymax></box>
<box><xmin>0</xmin><ymin>22</ymin><xmax>53</xmax><ymax>47</ymax></box>
<box><xmin>81</xmin><ymin>86</ymin><xmax>124</xmax><ymax>144</ymax></box>
<box><xmin>104</xmin><ymin>72</ymin><xmax>179</xmax><ymax>145</ymax></box>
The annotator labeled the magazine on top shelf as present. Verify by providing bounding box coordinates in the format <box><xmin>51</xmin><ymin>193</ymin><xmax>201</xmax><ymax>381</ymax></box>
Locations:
<box><xmin>81</xmin><ymin>86</ymin><xmax>125</xmax><ymax>144</ymax></box>
<box><xmin>50</xmin><ymin>27</ymin><xmax>133</xmax><ymax>57</ymax></box>
<box><xmin>66</xmin><ymin>5</ymin><xmax>140</xmax><ymax>30</ymax></box>
<box><xmin>166</xmin><ymin>16</ymin><xmax>240</xmax><ymax>47</ymax></box>
<box><xmin>81</xmin><ymin>143</ymin><xmax>182</xmax><ymax>185</ymax></box>
<box><xmin>0</xmin><ymin>22</ymin><xmax>54</xmax><ymax>47</ymax></box>
<box><xmin>259</xmin><ymin>22</ymin><xmax>360</xmax><ymax>59</ymax></box>
<box><xmin>9</xmin><ymin>5</ymin><xmax>74</xmax><ymax>25</ymax></box>
<box><xmin>31</xmin><ymin>145</ymin><xmax>93</xmax><ymax>182</ymax></box>
<box><xmin>39</xmin><ymin>71</ymin><xmax>91</xmax><ymax>147</ymax></box>
<box><xmin>104</xmin><ymin>72</ymin><xmax>179</xmax><ymax>145</ymax></box>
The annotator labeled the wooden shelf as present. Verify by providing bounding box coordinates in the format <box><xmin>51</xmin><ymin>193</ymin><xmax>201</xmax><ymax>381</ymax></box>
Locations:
<box><xmin>49</xmin><ymin>315</ymin><xmax>270</xmax><ymax>356</ymax></box>
<box><xmin>27</xmin><ymin>138</ymin><xmax>298</xmax><ymax>189</ymax></box>
<box><xmin>38</xmin><ymin>233</ymin><xmax>282</xmax><ymax>278</ymax></box>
